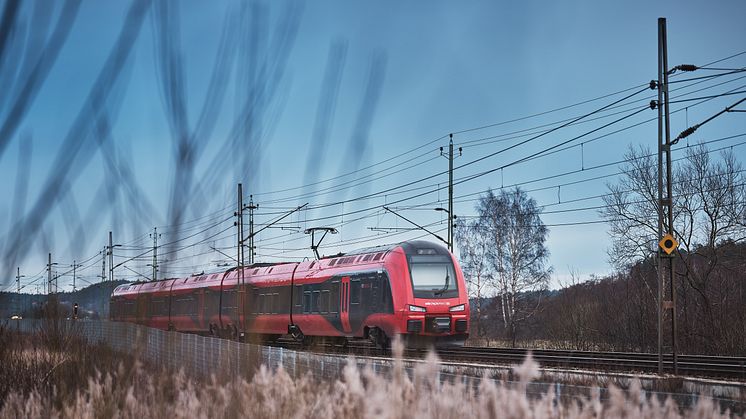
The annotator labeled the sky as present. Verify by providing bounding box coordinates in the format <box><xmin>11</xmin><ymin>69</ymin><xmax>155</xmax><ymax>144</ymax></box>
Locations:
<box><xmin>1</xmin><ymin>0</ymin><xmax>745</xmax><ymax>293</ymax></box>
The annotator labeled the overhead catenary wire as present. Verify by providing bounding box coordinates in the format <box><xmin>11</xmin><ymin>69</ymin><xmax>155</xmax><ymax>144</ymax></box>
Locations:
<box><xmin>248</xmin><ymin>74</ymin><xmax>746</xmax><ymax>220</ymax></box>
<box><xmin>456</xmin><ymin>181</ymin><xmax>746</xmax><ymax>229</ymax></box>
<box><xmin>246</xmin><ymin>53</ymin><xmax>746</xmax><ymax>205</ymax></box>
<box><xmin>235</xmin><ymin>121</ymin><xmax>746</xmax><ymax>252</ymax></box>
<box><xmin>189</xmin><ymin>62</ymin><xmax>746</xmax><ymax>224</ymax></box>
<box><xmin>249</xmin><ymin>131</ymin><xmax>746</xmax><ymax>255</ymax></box>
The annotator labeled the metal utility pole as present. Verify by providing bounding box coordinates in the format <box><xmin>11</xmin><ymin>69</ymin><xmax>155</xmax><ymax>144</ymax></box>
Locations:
<box><xmin>440</xmin><ymin>134</ymin><xmax>462</xmax><ymax>251</ymax></box>
<box><xmin>16</xmin><ymin>267</ymin><xmax>24</xmax><ymax>315</ymax></box>
<box><xmin>448</xmin><ymin>135</ymin><xmax>453</xmax><ymax>251</ymax></box>
<box><xmin>661</xmin><ymin>17</ymin><xmax>678</xmax><ymax>376</ymax></box>
<box><xmin>101</xmin><ymin>246</ymin><xmax>107</xmax><ymax>282</ymax></box>
<box><xmin>236</xmin><ymin>184</ymin><xmax>244</xmax><ymax>270</ymax></box>
<box><xmin>16</xmin><ymin>267</ymin><xmax>22</xmax><ymax>295</ymax></box>
<box><xmin>72</xmin><ymin>260</ymin><xmax>78</xmax><ymax>292</ymax></box>
<box><xmin>246</xmin><ymin>195</ymin><xmax>258</xmax><ymax>265</ymax></box>
<box><xmin>47</xmin><ymin>253</ymin><xmax>52</xmax><ymax>295</ymax></box>
<box><xmin>236</xmin><ymin>183</ymin><xmax>245</xmax><ymax>338</ymax></box>
<box><xmin>108</xmin><ymin>231</ymin><xmax>114</xmax><ymax>282</ymax></box>
<box><xmin>656</xmin><ymin>17</ymin><xmax>678</xmax><ymax>375</ymax></box>
<box><xmin>150</xmin><ymin>227</ymin><xmax>161</xmax><ymax>281</ymax></box>
<box><xmin>46</xmin><ymin>252</ymin><xmax>59</xmax><ymax>316</ymax></box>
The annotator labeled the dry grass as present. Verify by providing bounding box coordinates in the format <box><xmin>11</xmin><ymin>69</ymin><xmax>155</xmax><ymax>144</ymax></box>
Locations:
<box><xmin>0</xmin><ymin>321</ymin><xmax>741</xmax><ymax>418</ymax></box>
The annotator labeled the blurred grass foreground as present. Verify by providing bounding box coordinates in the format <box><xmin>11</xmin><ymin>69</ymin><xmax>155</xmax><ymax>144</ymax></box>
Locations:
<box><xmin>0</xmin><ymin>319</ymin><xmax>740</xmax><ymax>418</ymax></box>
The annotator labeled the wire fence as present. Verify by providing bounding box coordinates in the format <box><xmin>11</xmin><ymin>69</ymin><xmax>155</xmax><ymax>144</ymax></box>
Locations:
<box><xmin>14</xmin><ymin>319</ymin><xmax>381</xmax><ymax>383</ymax></box>
<box><xmin>12</xmin><ymin>319</ymin><xmax>745</xmax><ymax>413</ymax></box>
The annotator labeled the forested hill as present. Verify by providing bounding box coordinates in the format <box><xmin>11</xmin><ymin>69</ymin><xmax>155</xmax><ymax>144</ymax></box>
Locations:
<box><xmin>475</xmin><ymin>241</ymin><xmax>746</xmax><ymax>356</ymax></box>
<box><xmin>0</xmin><ymin>280</ymin><xmax>129</xmax><ymax>320</ymax></box>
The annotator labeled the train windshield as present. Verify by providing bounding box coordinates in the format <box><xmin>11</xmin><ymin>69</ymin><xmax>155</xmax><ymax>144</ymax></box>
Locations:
<box><xmin>408</xmin><ymin>255</ymin><xmax>458</xmax><ymax>299</ymax></box>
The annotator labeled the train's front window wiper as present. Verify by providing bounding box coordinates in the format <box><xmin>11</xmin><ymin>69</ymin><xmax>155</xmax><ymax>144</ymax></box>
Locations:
<box><xmin>434</xmin><ymin>269</ymin><xmax>450</xmax><ymax>296</ymax></box>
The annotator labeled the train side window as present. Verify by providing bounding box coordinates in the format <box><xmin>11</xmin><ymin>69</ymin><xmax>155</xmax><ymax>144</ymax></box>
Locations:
<box><xmin>222</xmin><ymin>289</ymin><xmax>237</xmax><ymax>314</ymax></box>
<box><xmin>150</xmin><ymin>298</ymin><xmax>164</xmax><ymax>316</ymax></box>
<box><xmin>175</xmin><ymin>296</ymin><xmax>192</xmax><ymax>316</ymax></box>
<box><xmin>320</xmin><ymin>290</ymin><xmax>330</xmax><ymax>314</ymax></box>
<box><xmin>312</xmin><ymin>290</ymin><xmax>320</xmax><ymax>313</ymax></box>
<box><xmin>294</xmin><ymin>285</ymin><xmax>302</xmax><ymax>307</ymax></box>
<box><xmin>248</xmin><ymin>288</ymin><xmax>257</xmax><ymax>314</ymax></box>
<box><xmin>350</xmin><ymin>280</ymin><xmax>361</xmax><ymax>305</ymax></box>
<box><xmin>125</xmin><ymin>301</ymin><xmax>135</xmax><ymax>316</ymax></box>
<box><xmin>303</xmin><ymin>291</ymin><xmax>311</xmax><ymax>314</ymax></box>
<box><xmin>330</xmin><ymin>282</ymin><xmax>340</xmax><ymax>314</ymax></box>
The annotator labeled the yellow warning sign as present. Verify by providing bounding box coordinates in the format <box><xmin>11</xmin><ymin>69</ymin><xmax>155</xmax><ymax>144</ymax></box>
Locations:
<box><xmin>658</xmin><ymin>233</ymin><xmax>678</xmax><ymax>255</ymax></box>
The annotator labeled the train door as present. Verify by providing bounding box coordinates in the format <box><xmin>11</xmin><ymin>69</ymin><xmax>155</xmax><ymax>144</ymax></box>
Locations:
<box><xmin>330</xmin><ymin>278</ymin><xmax>341</xmax><ymax>321</ymax></box>
<box><xmin>369</xmin><ymin>273</ymin><xmax>379</xmax><ymax>312</ymax></box>
<box><xmin>348</xmin><ymin>276</ymin><xmax>362</xmax><ymax>333</ymax></box>
<box><xmin>137</xmin><ymin>292</ymin><xmax>148</xmax><ymax>325</ymax></box>
<box><xmin>340</xmin><ymin>276</ymin><xmax>352</xmax><ymax>333</ymax></box>
<box><xmin>203</xmin><ymin>288</ymin><xmax>212</xmax><ymax>325</ymax></box>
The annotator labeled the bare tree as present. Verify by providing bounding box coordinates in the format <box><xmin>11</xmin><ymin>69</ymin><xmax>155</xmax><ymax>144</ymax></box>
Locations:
<box><xmin>600</xmin><ymin>145</ymin><xmax>660</xmax><ymax>269</ymax></box>
<box><xmin>454</xmin><ymin>218</ymin><xmax>492</xmax><ymax>338</ymax></box>
<box><xmin>475</xmin><ymin>188</ymin><xmax>551</xmax><ymax>346</ymax></box>
<box><xmin>602</xmin><ymin>143</ymin><xmax>745</xmax><ymax>268</ymax></box>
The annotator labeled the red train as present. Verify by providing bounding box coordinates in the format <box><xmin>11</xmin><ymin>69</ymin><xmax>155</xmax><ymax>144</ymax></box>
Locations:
<box><xmin>110</xmin><ymin>240</ymin><xmax>470</xmax><ymax>347</ymax></box>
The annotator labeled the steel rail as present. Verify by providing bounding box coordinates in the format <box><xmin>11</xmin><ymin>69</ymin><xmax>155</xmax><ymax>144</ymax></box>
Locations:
<box><xmin>268</xmin><ymin>337</ymin><xmax>746</xmax><ymax>380</ymax></box>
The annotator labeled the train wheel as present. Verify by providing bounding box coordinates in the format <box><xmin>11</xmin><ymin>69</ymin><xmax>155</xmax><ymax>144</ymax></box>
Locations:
<box><xmin>369</xmin><ymin>327</ymin><xmax>389</xmax><ymax>349</ymax></box>
<box><xmin>289</xmin><ymin>325</ymin><xmax>305</xmax><ymax>343</ymax></box>
<box><xmin>222</xmin><ymin>325</ymin><xmax>232</xmax><ymax>339</ymax></box>
<box><xmin>335</xmin><ymin>337</ymin><xmax>350</xmax><ymax>353</ymax></box>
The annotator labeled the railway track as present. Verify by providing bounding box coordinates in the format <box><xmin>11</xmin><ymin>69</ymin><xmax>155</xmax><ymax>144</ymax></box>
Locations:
<box><xmin>271</xmin><ymin>338</ymin><xmax>746</xmax><ymax>380</ymax></box>
<box><xmin>420</xmin><ymin>346</ymin><xmax>746</xmax><ymax>380</ymax></box>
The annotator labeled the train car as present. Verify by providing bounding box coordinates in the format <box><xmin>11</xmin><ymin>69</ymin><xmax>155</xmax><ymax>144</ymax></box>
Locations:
<box><xmin>110</xmin><ymin>240</ymin><xmax>469</xmax><ymax>347</ymax></box>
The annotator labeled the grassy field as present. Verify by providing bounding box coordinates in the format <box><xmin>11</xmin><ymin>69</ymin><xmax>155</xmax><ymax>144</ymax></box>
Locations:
<box><xmin>0</xmin><ymin>320</ymin><xmax>740</xmax><ymax>418</ymax></box>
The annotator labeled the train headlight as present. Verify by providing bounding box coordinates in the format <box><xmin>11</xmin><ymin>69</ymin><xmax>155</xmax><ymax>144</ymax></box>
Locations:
<box><xmin>408</xmin><ymin>304</ymin><xmax>426</xmax><ymax>313</ymax></box>
<box><xmin>449</xmin><ymin>304</ymin><xmax>465</xmax><ymax>312</ymax></box>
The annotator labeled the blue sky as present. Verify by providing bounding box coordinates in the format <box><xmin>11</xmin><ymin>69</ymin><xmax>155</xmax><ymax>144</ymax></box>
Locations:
<box><xmin>1</xmin><ymin>0</ymin><xmax>745</xmax><ymax>292</ymax></box>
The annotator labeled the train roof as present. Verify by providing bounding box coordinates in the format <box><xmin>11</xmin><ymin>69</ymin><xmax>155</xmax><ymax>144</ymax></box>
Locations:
<box><xmin>335</xmin><ymin>240</ymin><xmax>447</xmax><ymax>257</ymax></box>
<box><xmin>111</xmin><ymin>240</ymin><xmax>448</xmax><ymax>295</ymax></box>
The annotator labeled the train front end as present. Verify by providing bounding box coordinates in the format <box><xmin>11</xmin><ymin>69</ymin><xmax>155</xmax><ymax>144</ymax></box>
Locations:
<box><xmin>395</xmin><ymin>241</ymin><xmax>470</xmax><ymax>346</ymax></box>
